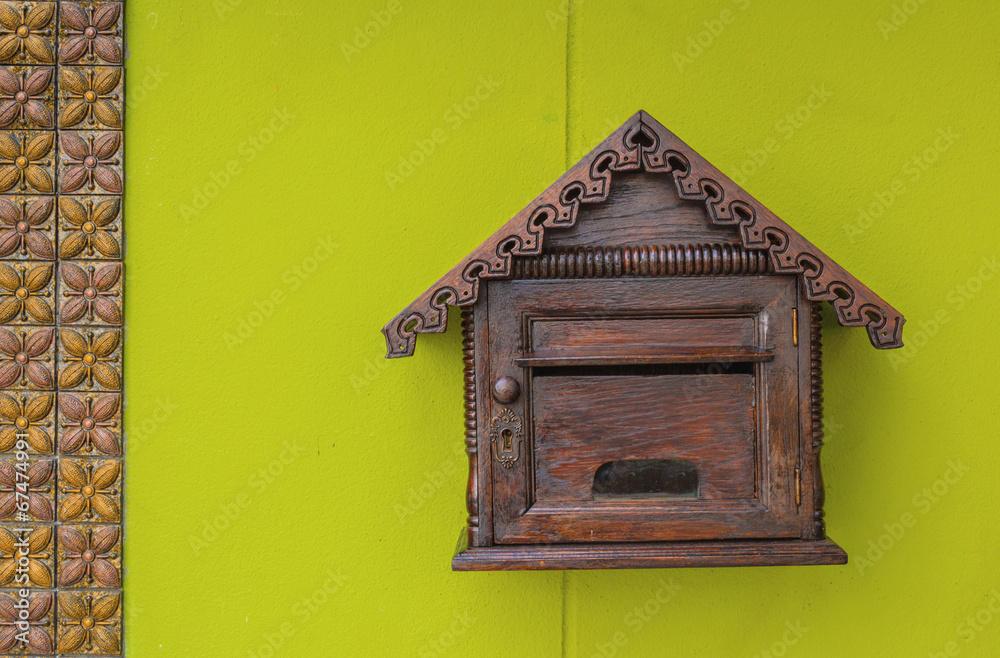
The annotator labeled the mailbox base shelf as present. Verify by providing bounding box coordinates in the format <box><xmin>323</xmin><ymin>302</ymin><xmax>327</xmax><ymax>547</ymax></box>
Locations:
<box><xmin>452</xmin><ymin>534</ymin><xmax>847</xmax><ymax>571</ymax></box>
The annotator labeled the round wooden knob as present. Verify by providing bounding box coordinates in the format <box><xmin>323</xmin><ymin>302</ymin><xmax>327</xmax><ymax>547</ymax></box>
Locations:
<box><xmin>492</xmin><ymin>376</ymin><xmax>521</xmax><ymax>404</ymax></box>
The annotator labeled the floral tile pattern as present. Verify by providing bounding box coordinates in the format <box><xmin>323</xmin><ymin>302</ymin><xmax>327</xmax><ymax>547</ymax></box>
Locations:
<box><xmin>0</xmin><ymin>2</ymin><xmax>123</xmax><ymax>653</ymax></box>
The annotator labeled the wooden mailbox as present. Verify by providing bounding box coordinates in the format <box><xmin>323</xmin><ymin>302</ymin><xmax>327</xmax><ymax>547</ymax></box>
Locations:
<box><xmin>383</xmin><ymin>111</ymin><xmax>904</xmax><ymax>571</ymax></box>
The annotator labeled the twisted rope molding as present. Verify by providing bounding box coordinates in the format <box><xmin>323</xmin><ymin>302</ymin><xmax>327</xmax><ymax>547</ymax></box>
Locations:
<box><xmin>383</xmin><ymin>111</ymin><xmax>904</xmax><ymax>357</ymax></box>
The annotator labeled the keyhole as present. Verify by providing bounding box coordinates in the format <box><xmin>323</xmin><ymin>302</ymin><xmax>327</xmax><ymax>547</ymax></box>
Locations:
<box><xmin>501</xmin><ymin>428</ymin><xmax>513</xmax><ymax>450</ymax></box>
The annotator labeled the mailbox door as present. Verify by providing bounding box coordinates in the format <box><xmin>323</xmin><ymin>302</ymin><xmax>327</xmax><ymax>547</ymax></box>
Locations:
<box><xmin>486</xmin><ymin>276</ymin><xmax>806</xmax><ymax>544</ymax></box>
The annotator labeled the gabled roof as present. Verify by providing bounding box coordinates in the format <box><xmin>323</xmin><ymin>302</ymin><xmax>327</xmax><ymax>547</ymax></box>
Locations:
<box><xmin>383</xmin><ymin>111</ymin><xmax>904</xmax><ymax>358</ymax></box>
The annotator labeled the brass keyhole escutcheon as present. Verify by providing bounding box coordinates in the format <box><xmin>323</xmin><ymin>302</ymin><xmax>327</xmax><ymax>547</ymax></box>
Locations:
<box><xmin>492</xmin><ymin>376</ymin><xmax>520</xmax><ymax>404</ymax></box>
<box><xmin>490</xmin><ymin>408</ymin><xmax>523</xmax><ymax>469</ymax></box>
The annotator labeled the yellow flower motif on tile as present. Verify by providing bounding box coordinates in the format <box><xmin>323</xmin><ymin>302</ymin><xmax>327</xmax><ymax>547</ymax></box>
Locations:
<box><xmin>58</xmin><ymin>327</ymin><xmax>119</xmax><ymax>389</ymax></box>
<box><xmin>59</xmin><ymin>458</ymin><xmax>119</xmax><ymax>521</ymax></box>
<box><xmin>0</xmin><ymin>2</ymin><xmax>54</xmax><ymax>63</ymax></box>
<box><xmin>0</xmin><ymin>130</ymin><xmax>53</xmax><ymax>192</ymax></box>
<box><xmin>0</xmin><ymin>391</ymin><xmax>52</xmax><ymax>452</ymax></box>
<box><xmin>0</xmin><ymin>261</ymin><xmax>52</xmax><ymax>323</ymax></box>
<box><xmin>58</xmin><ymin>591</ymin><xmax>120</xmax><ymax>654</ymax></box>
<box><xmin>0</xmin><ymin>525</ymin><xmax>51</xmax><ymax>587</ymax></box>
<box><xmin>60</xmin><ymin>66</ymin><xmax>120</xmax><ymax>128</ymax></box>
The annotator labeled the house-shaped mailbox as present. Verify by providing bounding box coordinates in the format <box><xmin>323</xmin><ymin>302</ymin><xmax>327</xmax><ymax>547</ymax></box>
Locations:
<box><xmin>383</xmin><ymin>111</ymin><xmax>904</xmax><ymax>571</ymax></box>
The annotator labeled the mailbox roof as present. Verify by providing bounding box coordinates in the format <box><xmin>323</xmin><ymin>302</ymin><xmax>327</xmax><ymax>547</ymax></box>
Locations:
<box><xmin>383</xmin><ymin>111</ymin><xmax>904</xmax><ymax>358</ymax></box>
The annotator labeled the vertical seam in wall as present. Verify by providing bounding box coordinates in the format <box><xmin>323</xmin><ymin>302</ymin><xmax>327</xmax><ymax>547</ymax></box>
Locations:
<box><xmin>561</xmin><ymin>3</ymin><xmax>574</xmax><ymax>658</ymax></box>
<box><xmin>563</xmin><ymin>0</ymin><xmax>573</xmax><ymax>169</ymax></box>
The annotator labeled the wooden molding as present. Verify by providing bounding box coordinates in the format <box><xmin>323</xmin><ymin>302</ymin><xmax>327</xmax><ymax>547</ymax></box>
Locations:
<box><xmin>383</xmin><ymin>111</ymin><xmax>904</xmax><ymax>358</ymax></box>
<box><xmin>452</xmin><ymin>534</ymin><xmax>847</xmax><ymax>571</ymax></box>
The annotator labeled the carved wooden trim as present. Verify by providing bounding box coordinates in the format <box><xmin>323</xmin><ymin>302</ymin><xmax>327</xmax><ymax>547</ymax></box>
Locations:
<box><xmin>511</xmin><ymin>243</ymin><xmax>772</xmax><ymax>279</ymax></box>
<box><xmin>810</xmin><ymin>303</ymin><xmax>826</xmax><ymax>539</ymax></box>
<box><xmin>384</xmin><ymin>111</ymin><xmax>904</xmax><ymax>357</ymax></box>
<box><xmin>460</xmin><ymin>308</ymin><xmax>479</xmax><ymax>545</ymax></box>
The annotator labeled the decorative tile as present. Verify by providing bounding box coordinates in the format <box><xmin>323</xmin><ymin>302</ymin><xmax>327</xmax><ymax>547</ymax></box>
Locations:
<box><xmin>57</xmin><ymin>2</ymin><xmax>121</xmax><ymax>66</ymax></box>
<box><xmin>0</xmin><ymin>196</ymin><xmax>54</xmax><ymax>260</ymax></box>
<box><xmin>0</xmin><ymin>458</ymin><xmax>51</xmax><ymax>521</ymax></box>
<box><xmin>0</xmin><ymin>2</ymin><xmax>56</xmax><ymax>65</ymax></box>
<box><xmin>0</xmin><ymin>261</ymin><xmax>53</xmax><ymax>324</ymax></box>
<box><xmin>0</xmin><ymin>589</ymin><xmax>55</xmax><ymax>654</ymax></box>
<box><xmin>56</xmin><ymin>590</ymin><xmax>120</xmax><ymax>654</ymax></box>
<box><xmin>56</xmin><ymin>328</ymin><xmax>118</xmax><ymax>391</ymax></box>
<box><xmin>57</xmin><ymin>393</ymin><xmax>118</xmax><ymax>456</ymax></box>
<box><xmin>57</xmin><ymin>196</ymin><xmax>119</xmax><ymax>260</ymax></box>
<box><xmin>0</xmin><ymin>0</ymin><xmax>123</xmax><ymax>648</ymax></box>
<box><xmin>0</xmin><ymin>525</ymin><xmax>53</xmax><ymax>588</ymax></box>
<box><xmin>58</xmin><ymin>261</ymin><xmax>120</xmax><ymax>326</ymax></box>
<box><xmin>0</xmin><ymin>392</ymin><xmax>53</xmax><ymax>454</ymax></box>
<box><xmin>0</xmin><ymin>65</ymin><xmax>53</xmax><ymax>129</ymax></box>
<box><xmin>0</xmin><ymin>130</ymin><xmax>52</xmax><ymax>194</ymax></box>
<box><xmin>0</xmin><ymin>327</ymin><xmax>53</xmax><ymax>390</ymax></box>
<box><xmin>58</xmin><ymin>66</ymin><xmax>120</xmax><ymax>129</ymax></box>
<box><xmin>56</xmin><ymin>458</ymin><xmax>119</xmax><ymax>522</ymax></box>
<box><xmin>56</xmin><ymin>130</ymin><xmax>119</xmax><ymax>195</ymax></box>
<box><xmin>57</xmin><ymin>525</ymin><xmax>119</xmax><ymax>589</ymax></box>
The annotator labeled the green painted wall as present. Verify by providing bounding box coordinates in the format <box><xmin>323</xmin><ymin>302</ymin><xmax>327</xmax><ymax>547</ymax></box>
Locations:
<box><xmin>125</xmin><ymin>1</ymin><xmax>999</xmax><ymax>655</ymax></box>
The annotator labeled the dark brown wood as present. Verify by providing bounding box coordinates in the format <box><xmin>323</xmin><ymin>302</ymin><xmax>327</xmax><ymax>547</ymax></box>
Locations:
<box><xmin>809</xmin><ymin>303</ymin><xmax>826</xmax><ymax>538</ymax></box>
<box><xmin>452</xmin><ymin>534</ymin><xmax>848</xmax><ymax>571</ymax></box>
<box><xmin>543</xmin><ymin>172</ymin><xmax>739</xmax><ymax>248</ymax></box>
<box><xmin>514</xmin><ymin>244</ymin><xmax>773</xmax><ymax>278</ymax></box>
<box><xmin>514</xmin><ymin>347</ymin><xmax>774</xmax><ymax>367</ymax></box>
<box><xmin>460</xmin><ymin>308</ymin><xmax>479</xmax><ymax>546</ymax></box>
<box><xmin>383</xmin><ymin>112</ymin><xmax>902</xmax><ymax>570</ymax></box>
<box><xmin>486</xmin><ymin>276</ymin><xmax>804</xmax><ymax>546</ymax></box>
<box><xmin>383</xmin><ymin>111</ymin><xmax>905</xmax><ymax>358</ymax></box>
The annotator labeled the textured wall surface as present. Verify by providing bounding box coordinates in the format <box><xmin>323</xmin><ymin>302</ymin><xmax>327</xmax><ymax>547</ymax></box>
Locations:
<box><xmin>125</xmin><ymin>1</ymin><xmax>999</xmax><ymax>656</ymax></box>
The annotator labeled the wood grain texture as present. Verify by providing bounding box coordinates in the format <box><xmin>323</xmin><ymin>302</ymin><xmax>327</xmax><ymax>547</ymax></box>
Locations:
<box><xmin>543</xmin><ymin>172</ymin><xmax>739</xmax><ymax>248</ymax></box>
<box><xmin>529</xmin><ymin>314</ymin><xmax>756</xmax><ymax>352</ymax></box>
<box><xmin>531</xmin><ymin>374</ymin><xmax>755</xmax><ymax>502</ymax></box>
<box><xmin>452</xmin><ymin>536</ymin><xmax>848</xmax><ymax>571</ymax></box>
<box><xmin>383</xmin><ymin>111</ymin><xmax>904</xmax><ymax>358</ymax></box>
<box><xmin>487</xmin><ymin>276</ymin><xmax>804</xmax><ymax>545</ymax></box>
